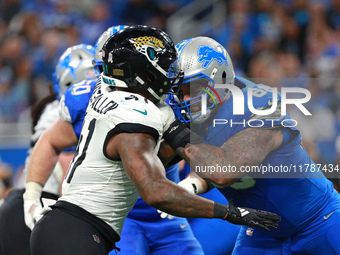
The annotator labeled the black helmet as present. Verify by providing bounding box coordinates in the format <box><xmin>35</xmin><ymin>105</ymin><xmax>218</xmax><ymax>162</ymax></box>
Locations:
<box><xmin>102</xmin><ymin>25</ymin><xmax>181</xmax><ymax>100</ymax></box>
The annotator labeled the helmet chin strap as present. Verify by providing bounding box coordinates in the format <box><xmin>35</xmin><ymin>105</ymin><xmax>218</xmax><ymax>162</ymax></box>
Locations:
<box><xmin>147</xmin><ymin>87</ymin><xmax>161</xmax><ymax>100</ymax></box>
<box><xmin>135</xmin><ymin>60</ymin><xmax>170</xmax><ymax>101</ymax></box>
<box><xmin>152</xmin><ymin>62</ymin><xmax>168</xmax><ymax>77</ymax></box>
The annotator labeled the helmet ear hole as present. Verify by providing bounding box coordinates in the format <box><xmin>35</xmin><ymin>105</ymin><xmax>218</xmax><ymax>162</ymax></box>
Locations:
<box><xmin>146</xmin><ymin>70</ymin><xmax>156</xmax><ymax>81</ymax></box>
<box><xmin>222</xmin><ymin>71</ymin><xmax>226</xmax><ymax>84</ymax></box>
<box><xmin>65</xmin><ymin>82</ymin><xmax>72</xmax><ymax>88</ymax></box>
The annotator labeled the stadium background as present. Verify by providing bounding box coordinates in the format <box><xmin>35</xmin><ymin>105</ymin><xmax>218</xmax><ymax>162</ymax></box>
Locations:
<box><xmin>0</xmin><ymin>0</ymin><xmax>339</xmax><ymax>196</ymax></box>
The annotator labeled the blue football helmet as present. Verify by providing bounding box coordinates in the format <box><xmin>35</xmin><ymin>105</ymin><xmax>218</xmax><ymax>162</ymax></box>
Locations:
<box><xmin>93</xmin><ymin>25</ymin><xmax>128</xmax><ymax>77</ymax></box>
<box><xmin>53</xmin><ymin>44</ymin><xmax>96</xmax><ymax>97</ymax></box>
<box><xmin>169</xmin><ymin>37</ymin><xmax>235</xmax><ymax>124</ymax></box>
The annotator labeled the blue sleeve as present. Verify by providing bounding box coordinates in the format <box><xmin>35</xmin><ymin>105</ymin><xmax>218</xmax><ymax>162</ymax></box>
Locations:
<box><xmin>63</xmin><ymin>145</ymin><xmax>77</xmax><ymax>153</ymax></box>
<box><xmin>180</xmin><ymin>163</ymin><xmax>191</xmax><ymax>181</ymax></box>
<box><xmin>63</xmin><ymin>79</ymin><xmax>97</xmax><ymax>139</ymax></box>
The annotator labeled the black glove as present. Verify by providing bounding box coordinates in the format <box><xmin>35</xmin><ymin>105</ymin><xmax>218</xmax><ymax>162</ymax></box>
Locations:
<box><xmin>163</xmin><ymin>119</ymin><xmax>202</xmax><ymax>150</ymax></box>
<box><xmin>225</xmin><ymin>199</ymin><xmax>281</xmax><ymax>231</ymax></box>
<box><xmin>214</xmin><ymin>199</ymin><xmax>281</xmax><ymax>231</ymax></box>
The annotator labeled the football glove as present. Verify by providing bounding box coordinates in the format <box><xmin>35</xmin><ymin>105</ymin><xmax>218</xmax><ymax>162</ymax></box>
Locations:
<box><xmin>224</xmin><ymin>199</ymin><xmax>281</xmax><ymax>231</ymax></box>
<box><xmin>23</xmin><ymin>182</ymin><xmax>43</xmax><ymax>230</ymax></box>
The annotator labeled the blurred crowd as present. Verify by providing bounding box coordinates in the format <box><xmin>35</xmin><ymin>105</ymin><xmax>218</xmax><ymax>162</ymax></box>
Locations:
<box><xmin>0</xmin><ymin>0</ymin><xmax>192</xmax><ymax>123</ymax></box>
<box><xmin>209</xmin><ymin>0</ymin><xmax>340</xmax><ymax>179</ymax></box>
<box><xmin>0</xmin><ymin>0</ymin><xmax>339</xmax><ymax>191</ymax></box>
<box><xmin>214</xmin><ymin>0</ymin><xmax>340</xmax><ymax>185</ymax></box>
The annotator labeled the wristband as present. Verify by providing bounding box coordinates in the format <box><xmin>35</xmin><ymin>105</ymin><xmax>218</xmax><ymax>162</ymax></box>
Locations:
<box><xmin>213</xmin><ymin>202</ymin><xmax>229</xmax><ymax>220</ymax></box>
<box><xmin>23</xmin><ymin>182</ymin><xmax>43</xmax><ymax>201</ymax></box>
<box><xmin>163</xmin><ymin>119</ymin><xmax>202</xmax><ymax>150</ymax></box>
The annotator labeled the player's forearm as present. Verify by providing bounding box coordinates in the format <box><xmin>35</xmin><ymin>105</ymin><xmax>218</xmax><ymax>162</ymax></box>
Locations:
<box><xmin>164</xmin><ymin>121</ymin><xmax>282</xmax><ymax>187</ymax></box>
<box><xmin>141</xmin><ymin>178</ymin><xmax>216</xmax><ymax>218</ymax></box>
<box><xmin>175</xmin><ymin>143</ymin><xmax>244</xmax><ymax>186</ymax></box>
<box><xmin>26</xmin><ymin>134</ymin><xmax>61</xmax><ymax>187</ymax></box>
<box><xmin>175</xmin><ymin>128</ymin><xmax>283</xmax><ymax>186</ymax></box>
<box><xmin>163</xmin><ymin>120</ymin><xmax>243</xmax><ymax>186</ymax></box>
<box><xmin>117</xmin><ymin>132</ymin><xmax>227</xmax><ymax>219</ymax></box>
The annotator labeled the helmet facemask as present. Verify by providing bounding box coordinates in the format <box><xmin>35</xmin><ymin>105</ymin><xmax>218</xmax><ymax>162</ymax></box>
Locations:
<box><xmin>169</xmin><ymin>37</ymin><xmax>235</xmax><ymax>124</ymax></box>
<box><xmin>170</xmin><ymin>74</ymin><xmax>229</xmax><ymax>124</ymax></box>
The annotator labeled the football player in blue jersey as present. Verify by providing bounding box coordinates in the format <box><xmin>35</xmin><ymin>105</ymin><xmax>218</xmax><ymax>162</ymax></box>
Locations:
<box><xmin>0</xmin><ymin>43</ymin><xmax>96</xmax><ymax>255</ymax></box>
<box><xmin>163</xmin><ymin>36</ymin><xmax>340</xmax><ymax>255</ymax></box>
<box><xmin>24</xmin><ymin>27</ymin><xmax>280</xmax><ymax>255</ymax></box>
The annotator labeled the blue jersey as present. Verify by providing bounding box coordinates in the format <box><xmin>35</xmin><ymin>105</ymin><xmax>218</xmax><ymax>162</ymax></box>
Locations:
<box><xmin>61</xmin><ymin>79</ymin><xmax>97</xmax><ymax>139</ymax></box>
<box><xmin>197</xmin><ymin>76</ymin><xmax>340</xmax><ymax>238</ymax></box>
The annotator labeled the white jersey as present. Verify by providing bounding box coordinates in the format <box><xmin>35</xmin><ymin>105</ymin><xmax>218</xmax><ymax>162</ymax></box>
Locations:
<box><xmin>60</xmin><ymin>78</ymin><xmax>175</xmax><ymax>235</ymax></box>
<box><xmin>21</xmin><ymin>100</ymin><xmax>63</xmax><ymax>196</ymax></box>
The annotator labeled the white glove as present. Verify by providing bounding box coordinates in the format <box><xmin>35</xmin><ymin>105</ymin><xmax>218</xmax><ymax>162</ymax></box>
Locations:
<box><xmin>23</xmin><ymin>182</ymin><xmax>43</xmax><ymax>230</ymax></box>
<box><xmin>178</xmin><ymin>177</ymin><xmax>203</xmax><ymax>194</ymax></box>
<box><xmin>157</xmin><ymin>177</ymin><xmax>203</xmax><ymax>220</ymax></box>
<box><xmin>35</xmin><ymin>198</ymin><xmax>57</xmax><ymax>222</ymax></box>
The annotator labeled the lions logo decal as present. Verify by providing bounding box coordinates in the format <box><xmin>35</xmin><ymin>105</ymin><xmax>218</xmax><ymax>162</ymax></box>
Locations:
<box><xmin>197</xmin><ymin>45</ymin><xmax>228</xmax><ymax>69</ymax></box>
<box><xmin>130</xmin><ymin>36</ymin><xmax>165</xmax><ymax>62</ymax></box>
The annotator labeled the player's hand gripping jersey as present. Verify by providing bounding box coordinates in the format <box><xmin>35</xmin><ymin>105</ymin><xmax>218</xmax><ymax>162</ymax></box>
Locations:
<box><xmin>59</xmin><ymin>75</ymin><xmax>175</xmax><ymax>235</ymax></box>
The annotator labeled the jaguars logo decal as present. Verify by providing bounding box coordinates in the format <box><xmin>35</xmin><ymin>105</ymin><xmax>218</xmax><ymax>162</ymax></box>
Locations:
<box><xmin>130</xmin><ymin>36</ymin><xmax>165</xmax><ymax>62</ymax></box>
